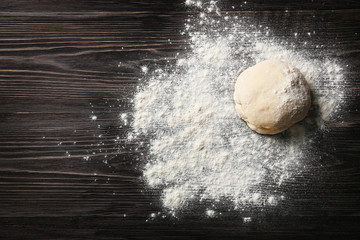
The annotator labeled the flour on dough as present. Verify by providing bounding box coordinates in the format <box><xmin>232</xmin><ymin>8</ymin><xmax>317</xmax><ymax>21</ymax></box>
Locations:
<box><xmin>234</xmin><ymin>59</ymin><xmax>311</xmax><ymax>134</ymax></box>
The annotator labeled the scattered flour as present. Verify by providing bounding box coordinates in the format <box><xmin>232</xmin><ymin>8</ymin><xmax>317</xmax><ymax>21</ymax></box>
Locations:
<box><xmin>128</xmin><ymin>1</ymin><xmax>346</xmax><ymax>213</ymax></box>
<box><xmin>267</xmin><ymin>195</ymin><xmax>277</xmax><ymax>206</ymax></box>
<box><xmin>141</xmin><ymin>66</ymin><xmax>149</xmax><ymax>74</ymax></box>
<box><xmin>120</xmin><ymin>113</ymin><xmax>128</xmax><ymax>126</ymax></box>
<box><xmin>206</xmin><ymin>209</ymin><xmax>216</xmax><ymax>218</ymax></box>
<box><xmin>243</xmin><ymin>217</ymin><xmax>252</xmax><ymax>223</ymax></box>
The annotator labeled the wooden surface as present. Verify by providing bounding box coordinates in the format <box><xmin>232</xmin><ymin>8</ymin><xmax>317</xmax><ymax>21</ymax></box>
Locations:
<box><xmin>0</xmin><ymin>0</ymin><xmax>359</xmax><ymax>239</ymax></box>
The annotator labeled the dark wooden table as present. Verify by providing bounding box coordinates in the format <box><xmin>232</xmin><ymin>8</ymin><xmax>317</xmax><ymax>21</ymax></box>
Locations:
<box><xmin>0</xmin><ymin>0</ymin><xmax>359</xmax><ymax>239</ymax></box>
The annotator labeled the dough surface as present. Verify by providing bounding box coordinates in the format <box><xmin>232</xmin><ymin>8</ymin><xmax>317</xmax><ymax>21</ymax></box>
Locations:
<box><xmin>234</xmin><ymin>59</ymin><xmax>311</xmax><ymax>134</ymax></box>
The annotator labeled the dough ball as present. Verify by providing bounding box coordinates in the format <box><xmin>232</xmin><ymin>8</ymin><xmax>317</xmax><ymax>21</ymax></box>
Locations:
<box><xmin>233</xmin><ymin>59</ymin><xmax>311</xmax><ymax>135</ymax></box>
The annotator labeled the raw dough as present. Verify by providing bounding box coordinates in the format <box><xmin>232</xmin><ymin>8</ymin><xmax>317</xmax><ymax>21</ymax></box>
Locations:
<box><xmin>234</xmin><ymin>59</ymin><xmax>311</xmax><ymax>134</ymax></box>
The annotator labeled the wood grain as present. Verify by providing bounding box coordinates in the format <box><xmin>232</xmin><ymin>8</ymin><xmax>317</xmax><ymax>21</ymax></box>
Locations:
<box><xmin>0</xmin><ymin>0</ymin><xmax>359</xmax><ymax>239</ymax></box>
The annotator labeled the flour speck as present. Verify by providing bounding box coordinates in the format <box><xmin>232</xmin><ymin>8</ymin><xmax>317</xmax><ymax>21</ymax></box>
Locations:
<box><xmin>206</xmin><ymin>209</ymin><xmax>216</xmax><ymax>218</ymax></box>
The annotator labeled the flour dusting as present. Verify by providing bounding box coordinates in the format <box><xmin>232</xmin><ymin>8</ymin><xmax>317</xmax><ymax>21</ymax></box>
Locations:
<box><xmin>128</xmin><ymin>0</ymin><xmax>346</xmax><ymax>213</ymax></box>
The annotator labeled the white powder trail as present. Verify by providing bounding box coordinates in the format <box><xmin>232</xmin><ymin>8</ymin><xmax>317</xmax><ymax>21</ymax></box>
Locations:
<box><xmin>128</xmin><ymin>1</ymin><xmax>346</xmax><ymax>212</ymax></box>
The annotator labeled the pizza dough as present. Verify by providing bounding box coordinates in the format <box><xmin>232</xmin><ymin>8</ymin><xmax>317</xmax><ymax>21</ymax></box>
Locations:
<box><xmin>234</xmin><ymin>59</ymin><xmax>311</xmax><ymax>135</ymax></box>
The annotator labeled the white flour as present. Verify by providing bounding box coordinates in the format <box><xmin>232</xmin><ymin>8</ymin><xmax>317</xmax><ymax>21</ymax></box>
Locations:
<box><xmin>128</xmin><ymin>0</ymin><xmax>345</xmax><ymax>214</ymax></box>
